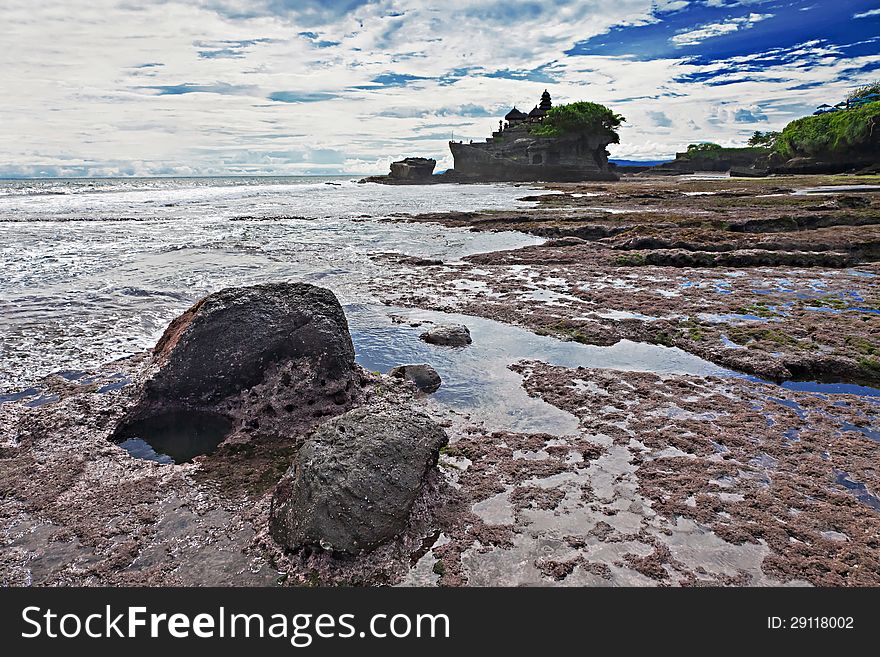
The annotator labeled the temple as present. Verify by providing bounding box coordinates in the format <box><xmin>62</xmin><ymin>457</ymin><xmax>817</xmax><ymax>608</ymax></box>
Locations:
<box><xmin>448</xmin><ymin>90</ymin><xmax>618</xmax><ymax>181</ymax></box>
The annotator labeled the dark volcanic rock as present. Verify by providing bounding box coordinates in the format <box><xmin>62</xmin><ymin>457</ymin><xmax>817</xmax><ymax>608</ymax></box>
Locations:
<box><xmin>543</xmin><ymin>236</ymin><xmax>588</xmax><ymax>247</ymax></box>
<box><xmin>729</xmin><ymin>166</ymin><xmax>770</xmax><ymax>178</ymax></box>
<box><xmin>389</xmin><ymin>364</ymin><xmax>442</xmax><ymax>393</ymax></box>
<box><xmin>146</xmin><ymin>282</ymin><xmax>355</xmax><ymax>404</ymax></box>
<box><xmin>419</xmin><ymin>324</ymin><xmax>472</xmax><ymax>347</ymax></box>
<box><xmin>398</xmin><ymin>255</ymin><xmax>443</xmax><ymax>266</ymax></box>
<box><xmin>389</xmin><ymin>157</ymin><xmax>436</xmax><ymax>180</ymax></box>
<box><xmin>269</xmin><ymin>404</ymin><xmax>448</xmax><ymax>554</ymax></box>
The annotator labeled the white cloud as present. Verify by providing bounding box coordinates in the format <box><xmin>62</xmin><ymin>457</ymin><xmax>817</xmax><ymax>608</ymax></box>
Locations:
<box><xmin>671</xmin><ymin>12</ymin><xmax>774</xmax><ymax>47</ymax></box>
<box><xmin>0</xmin><ymin>1</ymin><xmax>875</xmax><ymax>172</ymax></box>
<box><xmin>656</xmin><ymin>0</ymin><xmax>690</xmax><ymax>10</ymax></box>
<box><xmin>854</xmin><ymin>8</ymin><xmax>880</xmax><ymax>19</ymax></box>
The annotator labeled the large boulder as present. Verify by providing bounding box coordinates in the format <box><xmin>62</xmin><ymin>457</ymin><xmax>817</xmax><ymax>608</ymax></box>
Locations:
<box><xmin>269</xmin><ymin>404</ymin><xmax>448</xmax><ymax>554</ymax></box>
<box><xmin>389</xmin><ymin>157</ymin><xmax>436</xmax><ymax>180</ymax></box>
<box><xmin>145</xmin><ymin>283</ymin><xmax>355</xmax><ymax>404</ymax></box>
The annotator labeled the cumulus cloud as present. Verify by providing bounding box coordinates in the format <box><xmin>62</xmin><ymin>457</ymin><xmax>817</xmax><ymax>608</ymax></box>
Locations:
<box><xmin>0</xmin><ymin>0</ymin><xmax>876</xmax><ymax>174</ymax></box>
<box><xmin>671</xmin><ymin>12</ymin><xmax>774</xmax><ymax>46</ymax></box>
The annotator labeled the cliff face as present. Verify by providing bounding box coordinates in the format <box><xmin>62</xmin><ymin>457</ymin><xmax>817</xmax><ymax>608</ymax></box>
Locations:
<box><xmin>449</xmin><ymin>125</ymin><xmax>618</xmax><ymax>182</ymax></box>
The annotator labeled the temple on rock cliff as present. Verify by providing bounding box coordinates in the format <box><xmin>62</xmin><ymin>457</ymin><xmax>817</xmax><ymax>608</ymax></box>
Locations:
<box><xmin>448</xmin><ymin>90</ymin><xmax>618</xmax><ymax>182</ymax></box>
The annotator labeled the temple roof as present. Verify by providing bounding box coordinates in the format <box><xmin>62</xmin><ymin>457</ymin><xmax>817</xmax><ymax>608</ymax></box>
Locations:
<box><xmin>505</xmin><ymin>107</ymin><xmax>528</xmax><ymax>120</ymax></box>
<box><xmin>539</xmin><ymin>89</ymin><xmax>552</xmax><ymax>111</ymax></box>
<box><xmin>528</xmin><ymin>105</ymin><xmax>546</xmax><ymax>118</ymax></box>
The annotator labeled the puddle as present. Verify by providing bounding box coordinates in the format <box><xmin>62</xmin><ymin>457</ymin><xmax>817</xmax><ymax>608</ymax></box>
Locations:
<box><xmin>793</xmin><ymin>185</ymin><xmax>880</xmax><ymax>196</ymax></box>
<box><xmin>767</xmin><ymin>397</ymin><xmax>807</xmax><ymax>419</ymax></box>
<box><xmin>778</xmin><ymin>381</ymin><xmax>880</xmax><ymax>397</ymax></box>
<box><xmin>114</xmin><ymin>410</ymin><xmax>233</xmax><ymax>464</ymax></box>
<box><xmin>834</xmin><ymin>471</ymin><xmax>880</xmax><ymax>511</ymax></box>
<box><xmin>24</xmin><ymin>394</ymin><xmax>59</xmax><ymax>408</ymax></box>
<box><xmin>593</xmin><ymin>309</ymin><xmax>669</xmax><ymax>322</ymax></box>
<box><xmin>0</xmin><ymin>387</ymin><xmax>40</xmax><ymax>403</ymax></box>
<box><xmin>98</xmin><ymin>377</ymin><xmax>131</xmax><ymax>393</ymax></box>
<box><xmin>346</xmin><ymin>304</ymin><xmax>735</xmax><ymax>436</ymax></box>
<box><xmin>698</xmin><ymin>312</ymin><xmax>775</xmax><ymax>324</ymax></box>
<box><xmin>720</xmin><ymin>333</ymin><xmax>745</xmax><ymax>350</ymax></box>
<box><xmin>840</xmin><ymin>422</ymin><xmax>880</xmax><ymax>442</ymax></box>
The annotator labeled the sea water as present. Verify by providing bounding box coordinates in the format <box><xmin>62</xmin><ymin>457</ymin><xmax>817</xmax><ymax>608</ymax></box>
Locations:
<box><xmin>0</xmin><ymin>176</ymin><xmax>542</xmax><ymax>392</ymax></box>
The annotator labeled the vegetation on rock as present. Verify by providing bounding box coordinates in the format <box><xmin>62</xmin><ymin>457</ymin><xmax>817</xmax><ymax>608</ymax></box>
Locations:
<box><xmin>530</xmin><ymin>101</ymin><xmax>624</xmax><ymax>141</ymax></box>
<box><xmin>747</xmin><ymin>131</ymin><xmax>780</xmax><ymax>148</ymax></box>
<box><xmin>682</xmin><ymin>143</ymin><xmax>769</xmax><ymax>161</ymax></box>
<box><xmin>775</xmin><ymin>100</ymin><xmax>880</xmax><ymax>159</ymax></box>
<box><xmin>686</xmin><ymin>142</ymin><xmax>723</xmax><ymax>155</ymax></box>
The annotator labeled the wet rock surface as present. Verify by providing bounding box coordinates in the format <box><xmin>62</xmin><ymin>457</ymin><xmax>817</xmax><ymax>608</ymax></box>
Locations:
<box><xmin>115</xmin><ymin>282</ymin><xmax>365</xmax><ymax>494</ymax></box>
<box><xmin>383</xmin><ymin>176</ymin><xmax>880</xmax><ymax>385</ymax></box>
<box><xmin>269</xmin><ymin>404</ymin><xmax>448</xmax><ymax>554</ymax></box>
<box><xmin>389</xmin><ymin>364</ymin><xmax>442</xmax><ymax>393</ymax></box>
<box><xmin>390</xmin><ymin>363</ymin><xmax>879</xmax><ymax>587</ymax></box>
<box><xmin>146</xmin><ymin>282</ymin><xmax>355</xmax><ymax>404</ymax></box>
<box><xmin>420</xmin><ymin>324</ymin><xmax>473</xmax><ymax>347</ymax></box>
<box><xmin>3</xmin><ymin>175</ymin><xmax>879</xmax><ymax>588</ymax></box>
<box><xmin>0</xmin><ymin>284</ymin><xmax>452</xmax><ymax>585</ymax></box>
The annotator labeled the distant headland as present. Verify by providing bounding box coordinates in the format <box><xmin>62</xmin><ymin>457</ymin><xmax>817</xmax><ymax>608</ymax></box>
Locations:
<box><xmin>362</xmin><ymin>90</ymin><xmax>623</xmax><ymax>184</ymax></box>
<box><xmin>363</xmin><ymin>82</ymin><xmax>880</xmax><ymax>184</ymax></box>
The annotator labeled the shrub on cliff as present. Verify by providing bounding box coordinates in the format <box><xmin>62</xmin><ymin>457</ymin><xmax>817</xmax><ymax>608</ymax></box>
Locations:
<box><xmin>530</xmin><ymin>102</ymin><xmax>624</xmax><ymax>142</ymax></box>
<box><xmin>686</xmin><ymin>142</ymin><xmax>723</xmax><ymax>155</ymax></box>
<box><xmin>775</xmin><ymin>101</ymin><xmax>880</xmax><ymax>159</ymax></box>
<box><xmin>681</xmin><ymin>143</ymin><xmax>768</xmax><ymax>161</ymax></box>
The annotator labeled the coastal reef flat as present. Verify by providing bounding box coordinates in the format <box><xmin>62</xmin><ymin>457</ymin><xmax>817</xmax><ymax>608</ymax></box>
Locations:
<box><xmin>2</xmin><ymin>174</ymin><xmax>879</xmax><ymax>587</ymax></box>
<box><xmin>389</xmin><ymin>175</ymin><xmax>880</xmax><ymax>385</ymax></box>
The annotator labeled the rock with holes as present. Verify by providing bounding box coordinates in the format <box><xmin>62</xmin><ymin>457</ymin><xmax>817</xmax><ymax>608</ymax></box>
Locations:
<box><xmin>269</xmin><ymin>404</ymin><xmax>448</xmax><ymax>554</ymax></box>
<box><xmin>145</xmin><ymin>283</ymin><xmax>356</xmax><ymax>405</ymax></box>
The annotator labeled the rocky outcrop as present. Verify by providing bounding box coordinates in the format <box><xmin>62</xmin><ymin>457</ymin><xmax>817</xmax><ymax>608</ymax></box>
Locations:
<box><xmin>647</xmin><ymin>148</ymin><xmax>769</xmax><ymax>175</ymax></box>
<box><xmin>770</xmin><ymin>156</ymin><xmax>880</xmax><ymax>175</ymax></box>
<box><xmin>389</xmin><ymin>364</ymin><xmax>442</xmax><ymax>393</ymax></box>
<box><xmin>420</xmin><ymin>324</ymin><xmax>472</xmax><ymax>346</ymax></box>
<box><xmin>449</xmin><ymin>134</ymin><xmax>618</xmax><ymax>182</ymax></box>
<box><xmin>729</xmin><ymin>166</ymin><xmax>770</xmax><ymax>178</ymax></box>
<box><xmin>145</xmin><ymin>282</ymin><xmax>355</xmax><ymax>405</ymax></box>
<box><xmin>389</xmin><ymin>157</ymin><xmax>436</xmax><ymax>180</ymax></box>
<box><xmin>115</xmin><ymin>283</ymin><xmax>363</xmax><ymax>480</ymax></box>
<box><xmin>622</xmin><ymin>248</ymin><xmax>854</xmax><ymax>268</ymax></box>
<box><xmin>269</xmin><ymin>404</ymin><xmax>448</xmax><ymax>554</ymax></box>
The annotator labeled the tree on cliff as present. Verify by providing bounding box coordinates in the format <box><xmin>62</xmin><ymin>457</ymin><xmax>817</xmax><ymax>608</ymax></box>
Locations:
<box><xmin>686</xmin><ymin>142</ymin><xmax>723</xmax><ymax>155</ymax></box>
<box><xmin>747</xmin><ymin>131</ymin><xmax>779</xmax><ymax>148</ymax></box>
<box><xmin>530</xmin><ymin>102</ymin><xmax>624</xmax><ymax>142</ymax></box>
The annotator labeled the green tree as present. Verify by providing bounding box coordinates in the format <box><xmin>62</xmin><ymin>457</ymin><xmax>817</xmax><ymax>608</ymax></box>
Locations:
<box><xmin>530</xmin><ymin>102</ymin><xmax>625</xmax><ymax>142</ymax></box>
<box><xmin>747</xmin><ymin>131</ymin><xmax>779</xmax><ymax>148</ymax></box>
<box><xmin>686</xmin><ymin>142</ymin><xmax>723</xmax><ymax>155</ymax></box>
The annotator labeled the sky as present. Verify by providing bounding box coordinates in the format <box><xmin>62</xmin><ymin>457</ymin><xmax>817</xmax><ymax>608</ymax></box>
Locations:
<box><xmin>1</xmin><ymin>0</ymin><xmax>878</xmax><ymax>177</ymax></box>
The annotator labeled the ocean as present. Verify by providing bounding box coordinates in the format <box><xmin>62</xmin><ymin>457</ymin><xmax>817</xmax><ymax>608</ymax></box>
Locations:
<box><xmin>0</xmin><ymin>176</ymin><xmax>541</xmax><ymax>393</ymax></box>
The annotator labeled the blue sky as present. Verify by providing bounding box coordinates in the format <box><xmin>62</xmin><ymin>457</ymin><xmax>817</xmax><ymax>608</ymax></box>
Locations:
<box><xmin>1</xmin><ymin>0</ymin><xmax>878</xmax><ymax>176</ymax></box>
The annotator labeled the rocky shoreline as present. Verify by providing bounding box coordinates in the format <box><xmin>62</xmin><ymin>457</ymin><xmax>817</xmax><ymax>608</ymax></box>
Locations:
<box><xmin>386</xmin><ymin>175</ymin><xmax>880</xmax><ymax>385</ymax></box>
<box><xmin>2</xmin><ymin>174</ymin><xmax>879</xmax><ymax>587</ymax></box>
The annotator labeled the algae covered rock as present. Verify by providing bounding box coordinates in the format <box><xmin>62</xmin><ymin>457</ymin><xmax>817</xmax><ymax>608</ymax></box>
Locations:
<box><xmin>269</xmin><ymin>404</ymin><xmax>448</xmax><ymax>554</ymax></box>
